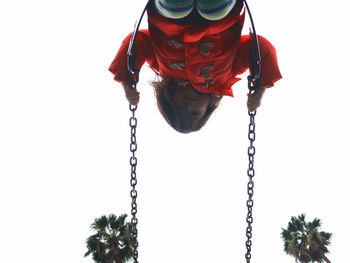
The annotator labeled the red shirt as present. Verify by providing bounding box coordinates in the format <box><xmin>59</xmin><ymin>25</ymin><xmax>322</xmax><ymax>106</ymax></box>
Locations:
<box><xmin>109</xmin><ymin>7</ymin><xmax>281</xmax><ymax>97</ymax></box>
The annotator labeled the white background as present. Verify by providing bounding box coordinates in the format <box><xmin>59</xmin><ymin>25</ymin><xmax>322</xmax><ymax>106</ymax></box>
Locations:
<box><xmin>0</xmin><ymin>0</ymin><xmax>348</xmax><ymax>262</ymax></box>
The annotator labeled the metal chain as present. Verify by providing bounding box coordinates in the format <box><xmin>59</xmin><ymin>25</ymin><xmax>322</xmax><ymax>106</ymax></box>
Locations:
<box><xmin>129</xmin><ymin>103</ymin><xmax>139</xmax><ymax>263</ymax></box>
<box><xmin>245</xmin><ymin>106</ymin><xmax>256</xmax><ymax>263</ymax></box>
<box><xmin>243</xmin><ymin>0</ymin><xmax>260</xmax><ymax>261</ymax></box>
<box><xmin>126</xmin><ymin>3</ymin><xmax>151</xmax><ymax>262</ymax></box>
<box><xmin>126</xmin><ymin>3</ymin><xmax>150</xmax><ymax>262</ymax></box>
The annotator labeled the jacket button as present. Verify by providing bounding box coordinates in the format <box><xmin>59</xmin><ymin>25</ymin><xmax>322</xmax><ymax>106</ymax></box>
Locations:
<box><xmin>204</xmin><ymin>80</ymin><xmax>214</xmax><ymax>89</ymax></box>
<box><xmin>170</xmin><ymin>61</ymin><xmax>185</xmax><ymax>70</ymax></box>
<box><xmin>198</xmin><ymin>41</ymin><xmax>214</xmax><ymax>55</ymax></box>
<box><xmin>200</xmin><ymin>64</ymin><xmax>214</xmax><ymax>79</ymax></box>
<box><xmin>168</xmin><ymin>38</ymin><xmax>184</xmax><ymax>48</ymax></box>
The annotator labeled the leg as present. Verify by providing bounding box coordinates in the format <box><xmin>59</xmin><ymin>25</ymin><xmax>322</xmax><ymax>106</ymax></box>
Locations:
<box><xmin>154</xmin><ymin>0</ymin><xmax>195</xmax><ymax>19</ymax></box>
<box><xmin>196</xmin><ymin>0</ymin><xmax>237</xmax><ymax>20</ymax></box>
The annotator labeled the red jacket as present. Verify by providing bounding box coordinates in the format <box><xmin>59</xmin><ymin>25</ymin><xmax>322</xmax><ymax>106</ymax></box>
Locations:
<box><xmin>109</xmin><ymin>6</ymin><xmax>281</xmax><ymax>97</ymax></box>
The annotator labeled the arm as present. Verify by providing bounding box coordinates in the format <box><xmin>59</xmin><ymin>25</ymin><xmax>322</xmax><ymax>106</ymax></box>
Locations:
<box><xmin>109</xmin><ymin>30</ymin><xmax>157</xmax><ymax>105</ymax></box>
<box><xmin>109</xmin><ymin>29</ymin><xmax>154</xmax><ymax>82</ymax></box>
<box><xmin>233</xmin><ymin>35</ymin><xmax>282</xmax><ymax>111</ymax></box>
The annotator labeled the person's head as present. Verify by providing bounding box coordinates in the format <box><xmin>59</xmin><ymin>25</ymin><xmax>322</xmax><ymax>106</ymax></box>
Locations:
<box><xmin>151</xmin><ymin>76</ymin><xmax>222</xmax><ymax>134</ymax></box>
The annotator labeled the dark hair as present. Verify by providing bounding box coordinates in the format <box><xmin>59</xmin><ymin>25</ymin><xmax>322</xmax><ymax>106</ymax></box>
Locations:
<box><xmin>151</xmin><ymin>75</ymin><xmax>222</xmax><ymax>134</ymax></box>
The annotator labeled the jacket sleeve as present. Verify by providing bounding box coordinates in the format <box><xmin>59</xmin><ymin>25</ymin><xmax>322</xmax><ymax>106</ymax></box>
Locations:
<box><xmin>232</xmin><ymin>35</ymin><xmax>282</xmax><ymax>88</ymax></box>
<box><xmin>108</xmin><ymin>29</ymin><xmax>158</xmax><ymax>82</ymax></box>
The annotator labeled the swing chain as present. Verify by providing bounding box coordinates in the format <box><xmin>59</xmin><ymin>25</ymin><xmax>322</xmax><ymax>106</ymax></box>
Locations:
<box><xmin>245</xmin><ymin>107</ymin><xmax>256</xmax><ymax>263</ymax></box>
<box><xmin>129</xmin><ymin>103</ymin><xmax>139</xmax><ymax>263</ymax></box>
<box><xmin>126</xmin><ymin>3</ymin><xmax>150</xmax><ymax>262</ymax></box>
<box><xmin>243</xmin><ymin>0</ymin><xmax>260</xmax><ymax>260</ymax></box>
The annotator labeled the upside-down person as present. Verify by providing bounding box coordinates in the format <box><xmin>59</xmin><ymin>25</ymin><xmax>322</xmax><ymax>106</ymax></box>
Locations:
<box><xmin>109</xmin><ymin>0</ymin><xmax>282</xmax><ymax>133</ymax></box>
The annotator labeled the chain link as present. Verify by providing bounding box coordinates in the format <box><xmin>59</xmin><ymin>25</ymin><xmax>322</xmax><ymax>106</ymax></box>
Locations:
<box><xmin>129</xmin><ymin>103</ymin><xmax>139</xmax><ymax>263</ymax></box>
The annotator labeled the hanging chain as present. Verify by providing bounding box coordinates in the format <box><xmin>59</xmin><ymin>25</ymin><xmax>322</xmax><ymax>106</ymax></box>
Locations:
<box><xmin>245</xmin><ymin>105</ymin><xmax>256</xmax><ymax>263</ymax></box>
<box><xmin>129</xmin><ymin>103</ymin><xmax>139</xmax><ymax>263</ymax></box>
<box><xmin>243</xmin><ymin>0</ymin><xmax>261</xmax><ymax>261</ymax></box>
<box><xmin>126</xmin><ymin>3</ymin><xmax>150</xmax><ymax>263</ymax></box>
<box><xmin>245</xmin><ymin>50</ymin><xmax>259</xmax><ymax>263</ymax></box>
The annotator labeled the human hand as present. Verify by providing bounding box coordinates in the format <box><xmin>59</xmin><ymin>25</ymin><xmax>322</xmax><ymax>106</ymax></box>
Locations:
<box><xmin>122</xmin><ymin>81</ymin><xmax>140</xmax><ymax>105</ymax></box>
<box><xmin>247</xmin><ymin>87</ymin><xmax>266</xmax><ymax>112</ymax></box>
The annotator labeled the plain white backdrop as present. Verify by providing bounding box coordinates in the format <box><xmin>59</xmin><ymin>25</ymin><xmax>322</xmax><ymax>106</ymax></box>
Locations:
<box><xmin>0</xmin><ymin>0</ymin><xmax>348</xmax><ymax>262</ymax></box>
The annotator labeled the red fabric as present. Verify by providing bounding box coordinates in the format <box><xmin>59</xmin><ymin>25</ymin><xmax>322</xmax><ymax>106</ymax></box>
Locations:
<box><xmin>109</xmin><ymin>8</ymin><xmax>282</xmax><ymax>97</ymax></box>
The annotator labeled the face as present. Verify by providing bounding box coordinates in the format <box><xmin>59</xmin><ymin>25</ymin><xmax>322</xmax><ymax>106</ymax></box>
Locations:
<box><xmin>172</xmin><ymin>87</ymin><xmax>211</xmax><ymax>122</ymax></box>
